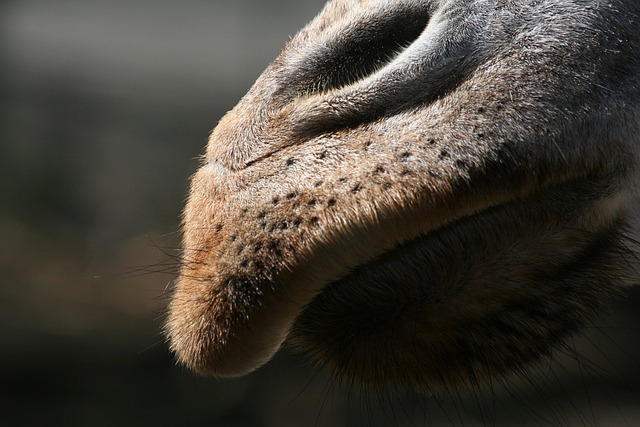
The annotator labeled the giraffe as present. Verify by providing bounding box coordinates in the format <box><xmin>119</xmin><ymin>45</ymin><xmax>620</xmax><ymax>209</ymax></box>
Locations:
<box><xmin>167</xmin><ymin>0</ymin><xmax>640</xmax><ymax>390</ymax></box>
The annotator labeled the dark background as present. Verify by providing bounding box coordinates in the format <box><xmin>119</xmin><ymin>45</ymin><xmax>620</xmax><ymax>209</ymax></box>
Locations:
<box><xmin>1</xmin><ymin>1</ymin><xmax>639</xmax><ymax>425</ymax></box>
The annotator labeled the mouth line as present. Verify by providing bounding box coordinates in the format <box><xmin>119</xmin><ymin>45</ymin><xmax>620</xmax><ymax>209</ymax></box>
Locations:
<box><xmin>298</xmin><ymin>199</ymin><xmax>504</xmax><ymax>309</ymax></box>
<box><xmin>292</xmin><ymin>173</ymin><xmax>621</xmax><ymax>327</ymax></box>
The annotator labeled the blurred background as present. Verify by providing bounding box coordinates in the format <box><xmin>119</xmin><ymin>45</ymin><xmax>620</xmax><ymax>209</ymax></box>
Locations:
<box><xmin>1</xmin><ymin>1</ymin><xmax>639</xmax><ymax>426</ymax></box>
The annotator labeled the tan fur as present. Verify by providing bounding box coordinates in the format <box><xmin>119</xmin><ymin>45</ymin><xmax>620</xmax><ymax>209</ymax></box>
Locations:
<box><xmin>167</xmin><ymin>0</ymin><xmax>640</xmax><ymax>389</ymax></box>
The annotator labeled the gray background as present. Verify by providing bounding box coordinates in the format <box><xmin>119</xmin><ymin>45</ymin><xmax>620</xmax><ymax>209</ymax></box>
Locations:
<box><xmin>1</xmin><ymin>1</ymin><xmax>639</xmax><ymax>425</ymax></box>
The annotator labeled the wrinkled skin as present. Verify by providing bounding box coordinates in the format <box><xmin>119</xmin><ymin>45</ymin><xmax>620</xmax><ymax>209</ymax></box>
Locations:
<box><xmin>166</xmin><ymin>0</ymin><xmax>640</xmax><ymax>390</ymax></box>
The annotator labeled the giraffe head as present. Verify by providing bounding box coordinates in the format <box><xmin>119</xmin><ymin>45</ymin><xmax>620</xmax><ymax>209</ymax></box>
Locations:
<box><xmin>166</xmin><ymin>0</ymin><xmax>640</xmax><ymax>389</ymax></box>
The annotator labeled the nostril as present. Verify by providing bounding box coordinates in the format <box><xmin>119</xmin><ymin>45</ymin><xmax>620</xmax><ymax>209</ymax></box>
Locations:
<box><xmin>284</xmin><ymin>4</ymin><xmax>431</xmax><ymax>96</ymax></box>
<box><xmin>204</xmin><ymin>4</ymin><xmax>434</xmax><ymax>172</ymax></box>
